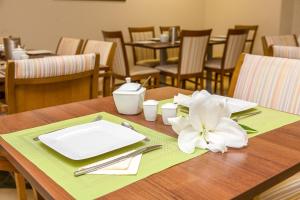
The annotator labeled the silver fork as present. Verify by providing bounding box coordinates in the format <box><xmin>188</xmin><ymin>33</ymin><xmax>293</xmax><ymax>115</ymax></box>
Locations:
<box><xmin>33</xmin><ymin>115</ymin><xmax>103</xmax><ymax>141</ymax></box>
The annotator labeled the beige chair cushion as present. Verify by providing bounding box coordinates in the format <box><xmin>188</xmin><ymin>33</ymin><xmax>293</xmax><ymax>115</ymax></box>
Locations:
<box><xmin>136</xmin><ymin>59</ymin><xmax>160</xmax><ymax>67</ymax></box>
<box><xmin>130</xmin><ymin>65</ymin><xmax>159</xmax><ymax>76</ymax></box>
<box><xmin>273</xmin><ymin>45</ymin><xmax>300</xmax><ymax>59</ymax></box>
<box><xmin>155</xmin><ymin>64</ymin><xmax>178</xmax><ymax>74</ymax></box>
<box><xmin>167</xmin><ymin>57</ymin><xmax>179</xmax><ymax>64</ymax></box>
<box><xmin>205</xmin><ymin>58</ymin><xmax>222</xmax><ymax>69</ymax></box>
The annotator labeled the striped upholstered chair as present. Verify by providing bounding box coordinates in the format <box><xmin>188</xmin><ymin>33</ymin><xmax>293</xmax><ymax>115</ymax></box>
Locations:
<box><xmin>56</xmin><ymin>37</ymin><xmax>84</xmax><ymax>55</ymax></box>
<box><xmin>228</xmin><ymin>53</ymin><xmax>300</xmax><ymax>199</ymax></box>
<box><xmin>262</xmin><ymin>34</ymin><xmax>298</xmax><ymax>56</ymax></box>
<box><xmin>205</xmin><ymin>29</ymin><xmax>248</xmax><ymax>95</ymax></box>
<box><xmin>6</xmin><ymin>53</ymin><xmax>99</xmax><ymax>114</ymax></box>
<box><xmin>102</xmin><ymin>31</ymin><xmax>160</xmax><ymax>89</ymax></box>
<box><xmin>160</xmin><ymin>26</ymin><xmax>181</xmax><ymax>64</ymax></box>
<box><xmin>272</xmin><ymin>45</ymin><xmax>300</xmax><ymax>59</ymax></box>
<box><xmin>82</xmin><ymin>40</ymin><xmax>116</xmax><ymax>96</ymax></box>
<box><xmin>128</xmin><ymin>27</ymin><xmax>160</xmax><ymax>67</ymax></box>
<box><xmin>155</xmin><ymin>29</ymin><xmax>212</xmax><ymax>89</ymax></box>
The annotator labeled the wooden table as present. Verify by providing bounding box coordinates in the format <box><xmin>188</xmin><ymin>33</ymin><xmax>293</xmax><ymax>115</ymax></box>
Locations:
<box><xmin>0</xmin><ymin>87</ymin><xmax>299</xmax><ymax>200</ymax></box>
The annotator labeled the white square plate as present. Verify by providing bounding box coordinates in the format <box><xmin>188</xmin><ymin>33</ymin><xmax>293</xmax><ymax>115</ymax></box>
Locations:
<box><xmin>39</xmin><ymin>120</ymin><xmax>146</xmax><ymax>160</ymax></box>
<box><xmin>213</xmin><ymin>95</ymin><xmax>258</xmax><ymax>113</ymax></box>
<box><xmin>26</xmin><ymin>50</ymin><xmax>53</xmax><ymax>55</ymax></box>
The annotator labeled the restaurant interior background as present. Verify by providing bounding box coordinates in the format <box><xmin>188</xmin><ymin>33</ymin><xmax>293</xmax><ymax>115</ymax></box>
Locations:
<box><xmin>0</xmin><ymin>0</ymin><xmax>299</xmax><ymax>63</ymax></box>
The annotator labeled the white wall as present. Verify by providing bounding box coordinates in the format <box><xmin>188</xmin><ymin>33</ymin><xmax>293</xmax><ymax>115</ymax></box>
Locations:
<box><xmin>203</xmin><ymin>0</ymin><xmax>283</xmax><ymax>54</ymax></box>
<box><xmin>0</xmin><ymin>0</ymin><xmax>205</xmax><ymax>51</ymax></box>
<box><xmin>292</xmin><ymin>0</ymin><xmax>300</xmax><ymax>33</ymax></box>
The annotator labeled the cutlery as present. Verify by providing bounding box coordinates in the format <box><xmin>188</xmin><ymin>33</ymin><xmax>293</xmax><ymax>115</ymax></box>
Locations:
<box><xmin>121</xmin><ymin>122</ymin><xmax>150</xmax><ymax>142</ymax></box>
<box><xmin>233</xmin><ymin>111</ymin><xmax>262</xmax><ymax>122</ymax></box>
<box><xmin>33</xmin><ymin>115</ymin><xmax>103</xmax><ymax>141</ymax></box>
<box><xmin>74</xmin><ymin>145</ymin><xmax>162</xmax><ymax>177</ymax></box>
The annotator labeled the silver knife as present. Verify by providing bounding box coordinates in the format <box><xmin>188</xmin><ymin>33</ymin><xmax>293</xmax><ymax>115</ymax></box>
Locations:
<box><xmin>74</xmin><ymin>145</ymin><xmax>162</xmax><ymax>177</ymax></box>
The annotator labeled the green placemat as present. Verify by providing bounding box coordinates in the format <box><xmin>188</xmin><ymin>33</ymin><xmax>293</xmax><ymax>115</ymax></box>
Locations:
<box><xmin>1</xmin><ymin>112</ymin><xmax>206</xmax><ymax>200</ymax></box>
<box><xmin>158</xmin><ymin>98</ymin><xmax>300</xmax><ymax>138</ymax></box>
<box><xmin>2</xmin><ymin>107</ymin><xmax>300</xmax><ymax>200</ymax></box>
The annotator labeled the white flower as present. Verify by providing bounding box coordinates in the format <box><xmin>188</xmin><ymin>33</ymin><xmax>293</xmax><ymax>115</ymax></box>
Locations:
<box><xmin>169</xmin><ymin>91</ymin><xmax>248</xmax><ymax>154</ymax></box>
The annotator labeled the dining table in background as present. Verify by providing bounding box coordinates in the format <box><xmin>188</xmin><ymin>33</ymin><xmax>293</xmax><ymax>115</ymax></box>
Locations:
<box><xmin>125</xmin><ymin>37</ymin><xmax>228</xmax><ymax>92</ymax></box>
<box><xmin>0</xmin><ymin>87</ymin><xmax>299</xmax><ymax>200</ymax></box>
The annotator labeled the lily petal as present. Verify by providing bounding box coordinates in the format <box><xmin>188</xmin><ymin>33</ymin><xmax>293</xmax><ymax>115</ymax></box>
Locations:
<box><xmin>190</xmin><ymin>92</ymin><xmax>231</xmax><ymax>131</ymax></box>
<box><xmin>178</xmin><ymin>126</ymin><xmax>200</xmax><ymax>154</ymax></box>
<box><xmin>208</xmin><ymin>117</ymin><xmax>248</xmax><ymax>148</ymax></box>
<box><xmin>168</xmin><ymin>117</ymin><xmax>191</xmax><ymax>135</ymax></box>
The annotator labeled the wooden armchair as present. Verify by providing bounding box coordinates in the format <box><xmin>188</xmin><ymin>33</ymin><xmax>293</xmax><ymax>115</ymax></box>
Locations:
<box><xmin>82</xmin><ymin>40</ymin><xmax>116</xmax><ymax>96</ymax></box>
<box><xmin>5</xmin><ymin>53</ymin><xmax>99</xmax><ymax>114</ymax></box>
<box><xmin>234</xmin><ymin>25</ymin><xmax>258</xmax><ymax>53</ymax></box>
<box><xmin>261</xmin><ymin>34</ymin><xmax>298</xmax><ymax>56</ymax></box>
<box><xmin>156</xmin><ymin>29</ymin><xmax>211</xmax><ymax>90</ymax></box>
<box><xmin>102</xmin><ymin>31</ymin><xmax>160</xmax><ymax>89</ymax></box>
<box><xmin>128</xmin><ymin>27</ymin><xmax>160</xmax><ymax>67</ymax></box>
<box><xmin>205</xmin><ymin>29</ymin><xmax>248</xmax><ymax>95</ymax></box>
<box><xmin>56</xmin><ymin>37</ymin><xmax>84</xmax><ymax>55</ymax></box>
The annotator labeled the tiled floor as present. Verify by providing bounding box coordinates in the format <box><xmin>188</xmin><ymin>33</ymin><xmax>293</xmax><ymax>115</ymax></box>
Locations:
<box><xmin>0</xmin><ymin>189</ymin><xmax>34</xmax><ymax>200</ymax></box>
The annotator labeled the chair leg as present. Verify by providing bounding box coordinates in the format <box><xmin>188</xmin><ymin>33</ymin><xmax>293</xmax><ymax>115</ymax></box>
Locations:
<box><xmin>182</xmin><ymin>80</ymin><xmax>186</xmax><ymax>89</ymax></box>
<box><xmin>220</xmin><ymin>73</ymin><xmax>224</xmax><ymax>95</ymax></box>
<box><xmin>214</xmin><ymin>72</ymin><xmax>218</xmax><ymax>93</ymax></box>
<box><xmin>171</xmin><ymin>77</ymin><xmax>175</xmax><ymax>86</ymax></box>
<box><xmin>176</xmin><ymin>77</ymin><xmax>181</xmax><ymax>88</ymax></box>
<box><xmin>195</xmin><ymin>78</ymin><xmax>199</xmax><ymax>90</ymax></box>
<box><xmin>200</xmin><ymin>76</ymin><xmax>204</xmax><ymax>90</ymax></box>
<box><xmin>14</xmin><ymin>172</ymin><xmax>27</xmax><ymax>200</ymax></box>
<box><xmin>155</xmin><ymin>74</ymin><xmax>160</xmax><ymax>88</ymax></box>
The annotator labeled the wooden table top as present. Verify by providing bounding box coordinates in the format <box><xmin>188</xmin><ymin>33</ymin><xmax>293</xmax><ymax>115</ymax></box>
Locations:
<box><xmin>125</xmin><ymin>37</ymin><xmax>227</xmax><ymax>49</ymax></box>
<box><xmin>1</xmin><ymin>87</ymin><xmax>300</xmax><ymax>200</ymax></box>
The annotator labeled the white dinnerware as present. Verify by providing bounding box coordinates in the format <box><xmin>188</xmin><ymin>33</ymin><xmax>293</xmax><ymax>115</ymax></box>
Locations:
<box><xmin>143</xmin><ymin>100</ymin><xmax>158</xmax><ymax>121</ymax></box>
<box><xmin>113</xmin><ymin>79</ymin><xmax>146</xmax><ymax>115</ymax></box>
<box><xmin>161</xmin><ymin>103</ymin><xmax>178</xmax><ymax>125</ymax></box>
<box><xmin>39</xmin><ymin>120</ymin><xmax>146</xmax><ymax>160</ymax></box>
<box><xmin>12</xmin><ymin>46</ymin><xmax>28</xmax><ymax>60</ymax></box>
<box><xmin>160</xmin><ymin>34</ymin><xmax>169</xmax><ymax>43</ymax></box>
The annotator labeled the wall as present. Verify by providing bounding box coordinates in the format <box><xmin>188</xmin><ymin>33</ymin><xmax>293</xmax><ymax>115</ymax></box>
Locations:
<box><xmin>203</xmin><ymin>0</ymin><xmax>283</xmax><ymax>54</ymax></box>
<box><xmin>280</xmin><ymin>0</ymin><xmax>295</xmax><ymax>34</ymax></box>
<box><xmin>0</xmin><ymin>0</ymin><xmax>205</xmax><ymax>51</ymax></box>
<box><xmin>292</xmin><ymin>0</ymin><xmax>300</xmax><ymax>33</ymax></box>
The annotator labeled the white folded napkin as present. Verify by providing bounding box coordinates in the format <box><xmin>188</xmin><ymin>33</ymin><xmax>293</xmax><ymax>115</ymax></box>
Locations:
<box><xmin>169</xmin><ymin>90</ymin><xmax>248</xmax><ymax>154</ymax></box>
<box><xmin>86</xmin><ymin>150</ymin><xmax>142</xmax><ymax>175</ymax></box>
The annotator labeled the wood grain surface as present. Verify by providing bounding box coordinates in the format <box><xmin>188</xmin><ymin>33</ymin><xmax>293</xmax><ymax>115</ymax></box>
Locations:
<box><xmin>0</xmin><ymin>87</ymin><xmax>299</xmax><ymax>200</ymax></box>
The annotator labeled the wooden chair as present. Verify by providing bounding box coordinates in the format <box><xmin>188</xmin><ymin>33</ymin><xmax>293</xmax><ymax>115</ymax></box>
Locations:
<box><xmin>82</xmin><ymin>40</ymin><xmax>116</xmax><ymax>96</ymax></box>
<box><xmin>5</xmin><ymin>53</ymin><xmax>99</xmax><ymax>114</ymax></box>
<box><xmin>159</xmin><ymin>26</ymin><xmax>181</xmax><ymax>64</ymax></box>
<box><xmin>261</xmin><ymin>34</ymin><xmax>298</xmax><ymax>56</ymax></box>
<box><xmin>205</xmin><ymin>29</ymin><xmax>248</xmax><ymax>95</ymax></box>
<box><xmin>56</xmin><ymin>37</ymin><xmax>84</xmax><ymax>55</ymax></box>
<box><xmin>102</xmin><ymin>31</ymin><xmax>160</xmax><ymax>89</ymax></box>
<box><xmin>228</xmin><ymin>53</ymin><xmax>300</xmax><ymax>199</ymax></box>
<box><xmin>272</xmin><ymin>45</ymin><xmax>300</xmax><ymax>59</ymax></box>
<box><xmin>128</xmin><ymin>27</ymin><xmax>160</xmax><ymax>67</ymax></box>
<box><xmin>234</xmin><ymin>25</ymin><xmax>258</xmax><ymax>53</ymax></box>
<box><xmin>155</xmin><ymin>29</ymin><xmax>212</xmax><ymax>89</ymax></box>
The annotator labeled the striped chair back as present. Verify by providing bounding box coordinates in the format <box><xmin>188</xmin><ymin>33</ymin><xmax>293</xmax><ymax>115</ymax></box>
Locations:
<box><xmin>233</xmin><ymin>54</ymin><xmax>300</xmax><ymax>115</ymax></box>
<box><xmin>223</xmin><ymin>29</ymin><xmax>248</xmax><ymax>70</ymax></box>
<box><xmin>128</xmin><ymin>27</ymin><xmax>156</xmax><ymax>64</ymax></box>
<box><xmin>82</xmin><ymin>40</ymin><xmax>116</xmax><ymax>67</ymax></box>
<box><xmin>179</xmin><ymin>30</ymin><xmax>211</xmax><ymax>75</ymax></box>
<box><xmin>102</xmin><ymin>31</ymin><xmax>128</xmax><ymax>77</ymax></box>
<box><xmin>160</xmin><ymin>26</ymin><xmax>181</xmax><ymax>60</ymax></box>
<box><xmin>234</xmin><ymin>25</ymin><xmax>259</xmax><ymax>53</ymax></box>
<box><xmin>56</xmin><ymin>37</ymin><xmax>84</xmax><ymax>55</ymax></box>
<box><xmin>273</xmin><ymin>45</ymin><xmax>300</xmax><ymax>59</ymax></box>
<box><xmin>262</xmin><ymin>35</ymin><xmax>298</xmax><ymax>56</ymax></box>
<box><xmin>6</xmin><ymin>54</ymin><xmax>99</xmax><ymax>113</ymax></box>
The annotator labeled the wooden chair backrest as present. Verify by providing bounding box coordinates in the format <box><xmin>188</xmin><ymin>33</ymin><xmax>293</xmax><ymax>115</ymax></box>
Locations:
<box><xmin>82</xmin><ymin>39</ymin><xmax>116</xmax><ymax>67</ymax></box>
<box><xmin>178</xmin><ymin>29</ymin><xmax>211</xmax><ymax>76</ymax></box>
<box><xmin>6</xmin><ymin>54</ymin><xmax>99</xmax><ymax>114</ymax></box>
<box><xmin>262</xmin><ymin>34</ymin><xmax>298</xmax><ymax>56</ymax></box>
<box><xmin>102</xmin><ymin>31</ymin><xmax>130</xmax><ymax>78</ymax></box>
<box><xmin>234</xmin><ymin>25</ymin><xmax>259</xmax><ymax>53</ymax></box>
<box><xmin>228</xmin><ymin>53</ymin><xmax>300</xmax><ymax>115</ymax></box>
<box><xmin>128</xmin><ymin>27</ymin><xmax>157</xmax><ymax>64</ymax></box>
<box><xmin>56</xmin><ymin>37</ymin><xmax>84</xmax><ymax>55</ymax></box>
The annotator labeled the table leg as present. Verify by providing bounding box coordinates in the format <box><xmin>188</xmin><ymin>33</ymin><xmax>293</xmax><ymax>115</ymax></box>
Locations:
<box><xmin>206</xmin><ymin>45</ymin><xmax>213</xmax><ymax>93</ymax></box>
<box><xmin>103</xmin><ymin>74</ymin><xmax>111</xmax><ymax>97</ymax></box>
<box><xmin>160</xmin><ymin>49</ymin><xmax>168</xmax><ymax>85</ymax></box>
